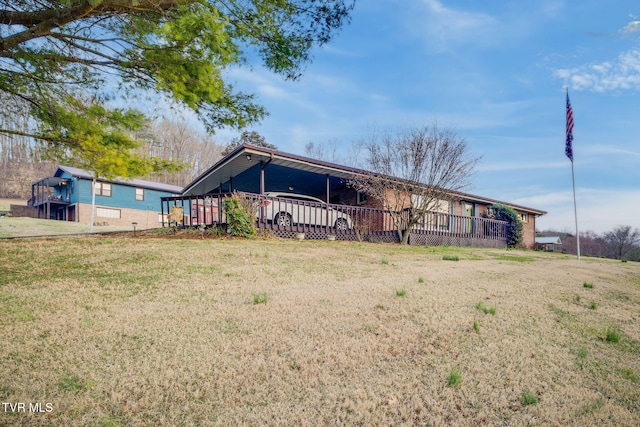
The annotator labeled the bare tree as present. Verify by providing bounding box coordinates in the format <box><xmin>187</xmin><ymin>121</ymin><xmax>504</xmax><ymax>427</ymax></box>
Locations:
<box><xmin>136</xmin><ymin>118</ymin><xmax>224</xmax><ymax>187</ymax></box>
<box><xmin>0</xmin><ymin>92</ymin><xmax>55</xmax><ymax>199</ymax></box>
<box><xmin>304</xmin><ymin>139</ymin><xmax>363</xmax><ymax>167</ymax></box>
<box><xmin>349</xmin><ymin>125</ymin><xmax>479</xmax><ymax>244</ymax></box>
<box><xmin>602</xmin><ymin>225</ymin><xmax>640</xmax><ymax>260</ymax></box>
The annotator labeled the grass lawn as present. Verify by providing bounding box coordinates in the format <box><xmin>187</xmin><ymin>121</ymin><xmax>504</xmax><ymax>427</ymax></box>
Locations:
<box><xmin>0</xmin><ymin>217</ymin><xmax>141</xmax><ymax>238</ymax></box>
<box><xmin>1</xmin><ymin>235</ymin><xmax>639</xmax><ymax>426</ymax></box>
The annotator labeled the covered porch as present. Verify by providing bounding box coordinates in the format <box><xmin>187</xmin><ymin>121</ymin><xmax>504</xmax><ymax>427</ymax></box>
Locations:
<box><xmin>28</xmin><ymin>176</ymin><xmax>75</xmax><ymax>221</ymax></box>
<box><xmin>161</xmin><ymin>192</ymin><xmax>509</xmax><ymax>247</ymax></box>
<box><xmin>169</xmin><ymin>144</ymin><xmax>510</xmax><ymax>247</ymax></box>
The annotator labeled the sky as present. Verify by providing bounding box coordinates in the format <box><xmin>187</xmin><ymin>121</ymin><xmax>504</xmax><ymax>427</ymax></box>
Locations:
<box><xmin>199</xmin><ymin>0</ymin><xmax>640</xmax><ymax>234</ymax></box>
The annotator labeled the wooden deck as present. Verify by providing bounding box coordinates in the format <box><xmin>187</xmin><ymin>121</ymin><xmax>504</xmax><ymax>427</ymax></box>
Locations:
<box><xmin>161</xmin><ymin>193</ymin><xmax>508</xmax><ymax>248</ymax></box>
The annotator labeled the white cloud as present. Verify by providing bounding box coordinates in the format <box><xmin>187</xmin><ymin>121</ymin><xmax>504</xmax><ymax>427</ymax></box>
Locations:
<box><xmin>257</xmin><ymin>84</ymin><xmax>290</xmax><ymax>99</ymax></box>
<box><xmin>584</xmin><ymin>144</ymin><xmax>640</xmax><ymax>158</ymax></box>
<box><xmin>478</xmin><ymin>161</ymin><xmax>567</xmax><ymax>172</ymax></box>
<box><xmin>554</xmin><ymin>49</ymin><xmax>640</xmax><ymax>92</ymax></box>
<box><xmin>620</xmin><ymin>20</ymin><xmax>640</xmax><ymax>34</ymax></box>
<box><xmin>412</xmin><ymin>0</ymin><xmax>499</xmax><ymax>52</ymax></box>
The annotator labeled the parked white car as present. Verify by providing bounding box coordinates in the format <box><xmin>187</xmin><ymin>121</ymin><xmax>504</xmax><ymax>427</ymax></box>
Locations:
<box><xmin>261</xmin><ymin>192</ymin><xmax>353</xmax><ymax>230</ymax></box>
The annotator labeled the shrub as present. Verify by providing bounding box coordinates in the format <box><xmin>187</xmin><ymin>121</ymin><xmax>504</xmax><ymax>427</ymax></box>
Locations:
<box><xmin>583</xmin><ymin>282</ymin><xmax>594</xmax><ymax>289</ymax></box>
<box><xmin>223</xmin><ymin>192</ymin><xmax>257</xmax><ymax>238</ymax></box>
<box><xmin>418</xmin><ymin>277</ymin><xmax>425</xmax><ymax>283</ymax></box>
<box><xmin>442</xmin><ymin>255</ymin><xmax>459</xmax><ymax>261</ymax></box>
<box><xmin>396</xmin><ymin>289</ymin><xmax>407</xmax><ymax>297</ymax></box>
<box><xmin>484</xmin><ymin>204</ymin><xmax>523</xmax><ymax>248</ymax></box>
<box><xmin>473</xmin><ymin>319</ymin><xmax>480</xmax><ymax>334</ymax></box>
<box><xmin>589</xmin><ymin>301</ymin><xmax>598</xmax><ymax>310</ymax></box>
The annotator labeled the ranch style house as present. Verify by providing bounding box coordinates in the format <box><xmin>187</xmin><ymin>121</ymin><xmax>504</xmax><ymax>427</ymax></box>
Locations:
<box><xmin>162</xmin><ymin>144</ymin><xmax>546</xmax><ymax>248</ymax></box>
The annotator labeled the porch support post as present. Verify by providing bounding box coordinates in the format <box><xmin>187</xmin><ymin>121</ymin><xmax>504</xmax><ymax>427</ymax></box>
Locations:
<box><xmin>326</xmin><ymin>174</ymin><xmax>330</xmax><ymax>204</ymax></box>
<box><xmin>161</xmin><ymin>198</ymin><xmax>165</xmax><ymax>227</ymax></box>
<box><xmin>326</xmin><ymin>174</ymin><xmax>330</xmax><ymax>232</ymax></box>
<box><xmin>259</xmin><ymin>154</ymin><xmax>273</xmax><ymax>195</ymax></box>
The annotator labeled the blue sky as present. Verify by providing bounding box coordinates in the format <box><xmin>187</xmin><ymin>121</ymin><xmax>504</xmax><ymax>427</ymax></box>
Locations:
<box><xmin>211</xmin><ymin>1</ymin><xmax>640</xmax><ymax>234</ymax></box>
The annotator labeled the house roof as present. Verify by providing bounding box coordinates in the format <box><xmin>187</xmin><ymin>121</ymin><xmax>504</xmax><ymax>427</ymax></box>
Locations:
<box><xmin>55</xmin><ymin>166</ymin><xmax>182</xmax><ymax>194</ymax></box>
<box><xmin>182</xmin><ymin>144</ymin><xmax>547</xmax><ymax>215</ymax></box>
<box><xmin>535</xmin><ymin>236</ymin><xmax>562</xmax><ymax>245</ymax></box>
<box><xmin>182</xmin><ymin>144</ymin><xmax>361</xmax><ymax>196</ymax></box>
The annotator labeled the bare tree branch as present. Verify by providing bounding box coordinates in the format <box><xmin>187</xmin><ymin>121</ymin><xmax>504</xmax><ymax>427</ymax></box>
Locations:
<box><xmin>349</xmin><ymin>125</ymin><xmax>479</xmax><ymax>244</ymax></box>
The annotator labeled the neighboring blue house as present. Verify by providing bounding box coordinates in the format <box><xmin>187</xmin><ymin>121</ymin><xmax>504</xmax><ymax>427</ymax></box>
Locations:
<box><xmin>30</xmin><ymin>166</ymin><xmax>182</xmax><ymax>228</ymax></box>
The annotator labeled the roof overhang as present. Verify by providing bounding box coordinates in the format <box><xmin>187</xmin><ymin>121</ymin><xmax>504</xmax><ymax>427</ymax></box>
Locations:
<box><xmin>182</xmin><ymin>144</ymin><xmax>358</xmax><ymax>196</ymax></box>
<box><xmin>33</xmin><ymin>177</ymin><xmax>70</xmax><ymax>187</ymax></box>
<box><xmin>181</xmin><ymin>144</ymin><xmax>547</xmax><ymax>216</ymax></box>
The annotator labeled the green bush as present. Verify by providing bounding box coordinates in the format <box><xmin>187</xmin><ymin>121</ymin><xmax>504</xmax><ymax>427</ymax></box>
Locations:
<box><xmin>484</xmin><ymin>204</ymin><xmax>523</xmax><ymax>248</ymax></box>
<box><xmin>223</xmin><ymin>192</ymin><xmax>256</xmax><ymax>238</ymax></box>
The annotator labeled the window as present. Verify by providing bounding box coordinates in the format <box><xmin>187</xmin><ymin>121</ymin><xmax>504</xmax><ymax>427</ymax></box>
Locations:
<box><xmin>94</xmin><ymin>182</ymin><xmax>112</xmax><ymax>197</ymax></box>
<box><xmin>519</xmin><ymin>212</ymin><xmax>529</xmax><ymax>223</ymax></box>
<box><xmin>96</xmin><ymin>207</ymin><xmax>121</xmax><ymax>219</ymax></box>
<box><xmin>356</xmin><ymin>191</ymin><xmax>367</xmax><ymax>205</ymax></box>
<box><xmin>135</xmin><ymin>188</ymin><xmax>144</xmax><ymax>201</ymax></box>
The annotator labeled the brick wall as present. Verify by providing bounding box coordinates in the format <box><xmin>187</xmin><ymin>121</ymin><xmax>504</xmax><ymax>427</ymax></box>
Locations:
<box><xmin>77</xmin><ymin>203</ymin><xmax>163</xmax><ymax>229</ymax></box>
<box><xmin>520</xmin><ymin>215</ymin><xmax>536</xmax><ymax>249</ymax></box>
<box><xmin>10</xmin><ymin>205</ymin><xmax>38</xmax><ymax>218</ymax></box>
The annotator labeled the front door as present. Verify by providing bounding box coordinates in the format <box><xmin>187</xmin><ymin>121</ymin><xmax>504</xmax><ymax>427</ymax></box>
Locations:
<box><xmin>464</xmin><ymin>202</ymin><xmax>474</xmax><ymax>234</ymax></box>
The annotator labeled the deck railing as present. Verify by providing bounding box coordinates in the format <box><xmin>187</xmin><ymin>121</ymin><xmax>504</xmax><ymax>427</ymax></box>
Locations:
<box><xmin>160</xmin><ymin>192</ymin><xmax>508</xmax><ymax>246</ymax></box>
<box><xmin>28</xmin><ymin>195</ymin><xmax>71</xmax><ymax>207</ymax></box>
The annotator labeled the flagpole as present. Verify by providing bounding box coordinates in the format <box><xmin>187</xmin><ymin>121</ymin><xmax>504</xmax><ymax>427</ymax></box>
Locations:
<box><xmin>570</xmin><ymin>159</ymin><xmax>580</xmax><ymax>260</ymax></box>
<box><xmin>565</xmin><ymin>88</ymin><xmax>580</xmax><ymax>260</ymax></box>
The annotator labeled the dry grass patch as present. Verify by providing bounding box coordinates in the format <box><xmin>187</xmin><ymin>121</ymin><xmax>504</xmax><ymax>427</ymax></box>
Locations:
<box><xmin>1</xmin><ymin>237</ymin><xmax>639</xmax><ymax>426</ymax></box>
<box><xmin>0</xmin><ymin>217</ymin><xmax>134</xmax><ymax>238</ymax></box>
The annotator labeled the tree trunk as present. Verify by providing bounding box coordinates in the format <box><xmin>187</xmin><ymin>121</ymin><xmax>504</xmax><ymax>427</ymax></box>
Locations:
<box><xmin>90</xmin><ymin>177</ymin><xmax>96</xmax><ymax>233</ymax></box>
<box><xmin>400</xmin><ymin>228</ymin><xmax>410</xmax><ymax>245</ymax></box>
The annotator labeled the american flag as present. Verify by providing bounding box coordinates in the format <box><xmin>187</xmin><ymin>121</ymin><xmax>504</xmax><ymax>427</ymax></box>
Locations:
<box><xmin>566</xmin><ymin>91</ymin><xmax>574</xmax><ymax>162</ymax></box>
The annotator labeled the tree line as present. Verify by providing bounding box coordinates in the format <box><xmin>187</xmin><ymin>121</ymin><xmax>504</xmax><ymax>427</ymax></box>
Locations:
<box><xmin>0</xmin><ymin>1</ymin><xmax>354</xmax><ymax>182</ymax></box>
<box><xmin>0</xmin><ymin>94</ymin><xmax>225</xmax><ymax>198</ymax></box>
<box><xmin>539</xmin><ymin>225</ymin><xmax>640</xmax><ymax>261</ymax></box>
